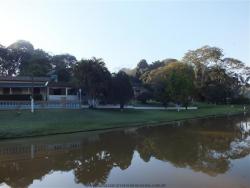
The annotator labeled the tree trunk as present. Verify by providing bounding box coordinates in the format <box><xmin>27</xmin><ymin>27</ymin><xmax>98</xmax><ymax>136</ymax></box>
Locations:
<box><xmin>88</xmin><ymin>97</ymin><xmax>96</xmax><ymax>109</ymax></box>
<box><xmin>120</xmin><ymin>103</ymin><xmax>124</xmax><ymax>111</ymax></box>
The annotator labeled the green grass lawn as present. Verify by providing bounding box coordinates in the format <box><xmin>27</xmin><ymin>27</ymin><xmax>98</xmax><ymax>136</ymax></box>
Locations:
<box><xmin>0</xmin><ymin>105</ymin><xmax>246</xmax><ymax>139</ymax></box>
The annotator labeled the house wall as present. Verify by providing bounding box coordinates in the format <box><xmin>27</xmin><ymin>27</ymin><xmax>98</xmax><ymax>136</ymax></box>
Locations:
<box><xmin>48</xmin><ymin>95</ymin><xmax>78</xmax><ymax>101</ymax></box>
<box><xmin>0</xmin><ymin>85</ymin><xmax>78</xmax><ymax>101</ymax></box>
<box><xmin>48</xmin><ymin>87</ymin><xmax>78</xmax><ymax>101</ymax></box>
<box><xmin>0</xmin><ymin>87</ymin><xmax>47</xmax><ymax>101</ymax></box>
<box><xmin>20</xmin><ymin>88</ymin><xmax>30</xmax><ymax>94</ymax></box>
<box><xmin>0</xmin><ymin>88</ymin><xmax>47</xmax><ymax>95</ymax></box>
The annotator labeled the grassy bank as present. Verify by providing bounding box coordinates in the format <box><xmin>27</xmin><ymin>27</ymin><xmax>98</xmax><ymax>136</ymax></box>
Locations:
<box><xmin>0</xmin><ymin>105</ymin><xmax>246</xmax><ymax>139</ymax></box>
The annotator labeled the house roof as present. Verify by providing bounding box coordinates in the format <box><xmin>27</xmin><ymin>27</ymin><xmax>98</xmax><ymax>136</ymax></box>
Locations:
<box><xmin>48</xmin><ymin>82</ymin><xmax>77</xmax><ymax>88</ymax></box>
<box><xmin>0</xmin><ymin>82</ymin><xmax>47</xmax><ymax>88</ymax></box>
<box><xmin>0</xmin><ymin>76</ymin><xmax>77</xmax><ymax>88</ymax></box>
<box><xmin>0</xmin><ymin>76</ymin><xmax>50</xmax><ymax>82</ymax></box>
<box><xmin>0</xmin><ymin>76</ymin><xmax>50</xmax><ymax>88</ymax></box>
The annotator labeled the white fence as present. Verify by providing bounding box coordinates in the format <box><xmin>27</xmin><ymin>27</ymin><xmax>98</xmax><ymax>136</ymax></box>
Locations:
<box><xmin>0</xmin><ymin>101</ymin><xmax>197</xmax><ymax>110</ymax></box>
<box><xmin>48</xmin><ymin>95</ymin><xmax>78</xmax><ymax>101</ymax></box>
<box><xmin>0</xmin><ymin>101</ymin><xmax>80</xmax><ymax>110</ymax></box>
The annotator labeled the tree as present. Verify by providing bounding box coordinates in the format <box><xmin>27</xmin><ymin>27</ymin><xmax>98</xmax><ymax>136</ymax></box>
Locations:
<box><xmin>182</xmin><ymin>46</ymin><xmax>249</xmax><ymax>102</ymax></box>
<box><xmin>51</xmin><ymin>54</ymin><xmax>77</xmax><ymax>82</ymax></box>
<box><xmin>203</xmin><ymin>67</ymin><xmax>240</xmax><ymax>103</ymax></box>
<box><xmin>221</xmin><ymin>58</ymin><xmax>250</xmax><ymax>85</ymax></box>
<box><xmin>73</xmin><ymin>57</ymin><xmax>111</xmax><ymax>108</ymax></box>
<box><xmin>136</xmin><ymin>90</ymin><xmax>153</xmax><ymax>104</ymax></box>
<box><xmin>0</xmin><ymin>46</ymin><xmax>29</xmax><ymax>76</ymax></box>
<box><xmin>146</xmin><ymin>62</ymin><xmax>195</xmax><ymax>107</ymax></box>
<box><xmin>140</xmin><ymin>59</ymin><xmax>178</xmax><ymax>83</ymax></box>
<box><xmin>51</xmin><ymin>54</ymin><xmax>77</xmax><ymax>69</ymax></box>
<box><xmin>0</xmin><ymin>41</ymin><xmax>53</xmax><ymax>77</ymax></box>
<box><xmin>0</xmin><ymin>46</ymin><xmax>11</xmax><ymax>76</ymax></box>
<box><xmin>111</xmin><ymin>71</ymin><xmax>134</xmax><ymax>109</ymax></box>
<box><xmin>19</xmin><ymin>49</ymin><xmax>52</xmax><ymax>76</ymax></box>
<box><xmin>135</xmin><ymin>59</ymin><xmax>148</xmax><ymax>78</ymax></box>
<box><xmin>8</xmin><ymin>40</ymin><xmax>34</xmax><ymax>53</ymax></box>
<box><xmin>182</xmin><ymin>45</ymin><xmax>223</xmax><ymax>68</ymax></box>
<box><xmin>120</xmin><ymin>67</ymin><xmax>136</xmax><ymax>77</ymax></box>
<box><xmin>182</xmin><ymin>46</ymin><xmax>223</xmax><ymax>95</ymax></box>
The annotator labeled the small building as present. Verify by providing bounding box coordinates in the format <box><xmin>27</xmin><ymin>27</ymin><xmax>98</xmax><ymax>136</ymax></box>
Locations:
<box><xmin>0</xmin><ymin>76</ymin><xmax>79</xmax><ymax>101</ymax></box>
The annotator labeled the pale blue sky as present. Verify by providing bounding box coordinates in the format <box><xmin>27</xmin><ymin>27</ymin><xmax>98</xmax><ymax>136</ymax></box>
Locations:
<box><xmin>0</xmin><ymin>0</ymin><xmax>249</xmax><ymax>71</ymax></box>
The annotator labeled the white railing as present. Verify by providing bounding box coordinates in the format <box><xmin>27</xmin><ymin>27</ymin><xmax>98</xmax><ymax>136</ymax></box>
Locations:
<box><xmin>0</xmin><ymin>101</ymin><xmax>197</xmax><ymax>110</ymax></box>
<box><xmin>48</xmin><ymin>95</ymin><xmax>78</xmax><ymax>101</ymax></box>
<box><xmin>0</xmin><ymin>101</ymin><xmax>80</xmax><ymax>110</ymax></box>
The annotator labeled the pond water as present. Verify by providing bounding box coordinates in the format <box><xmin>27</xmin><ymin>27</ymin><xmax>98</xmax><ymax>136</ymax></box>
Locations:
<box><xmin>0</xmin><ymin>114</ymin><xmax>250</xmax><ymax>188</ymax></box>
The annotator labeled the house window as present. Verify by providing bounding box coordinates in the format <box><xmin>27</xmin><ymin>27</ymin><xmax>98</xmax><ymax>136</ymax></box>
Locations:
<box><xmin>68</xmin><ymin>88</ymin><xmax>77</xmax><ymax>95</ymax></box>
<box><xmin>34</xmin><ymin>87</ymin><xmax>41</xmax><ymax>94</ymax></box>
<box><xmin>12</xmin><ymin>88</ymin><xmax>22</xmax><ymax>94</ymax></box>
<box><xmin>49</xmin><ymin>88</ymin><xmax>66</xmax><ymax>95</ymax></box>
<box><xmin>3</xmin><ymin>88</ymin><xmax>10</xmax><ymax>95</ymax></box>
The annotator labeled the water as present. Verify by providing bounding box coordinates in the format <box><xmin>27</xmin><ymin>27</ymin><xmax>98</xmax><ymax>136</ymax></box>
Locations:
<box><xmin>0</xmin><ymin>114</ymin><xmax>250</xmax><ymax>188</ymax></box>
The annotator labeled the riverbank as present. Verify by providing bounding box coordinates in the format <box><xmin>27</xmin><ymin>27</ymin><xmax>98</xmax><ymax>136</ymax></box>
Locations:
<box><xmin>0</xmin><ymin>105</ymin><xmax>246</xmax><ymax>139</ymax></box>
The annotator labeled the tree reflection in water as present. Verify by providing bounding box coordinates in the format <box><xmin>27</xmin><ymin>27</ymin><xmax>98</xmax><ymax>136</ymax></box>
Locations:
<box><xmin>0</xmin><ymin>115</ymin><xmax>249</xmax><ymax>188</ymax></box>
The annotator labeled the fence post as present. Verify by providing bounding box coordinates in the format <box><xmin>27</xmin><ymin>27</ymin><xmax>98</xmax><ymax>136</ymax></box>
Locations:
<box><xmin>31</xmin><ymin>98</ymin><xmax>34</xmax><ymax>113</ymax></box>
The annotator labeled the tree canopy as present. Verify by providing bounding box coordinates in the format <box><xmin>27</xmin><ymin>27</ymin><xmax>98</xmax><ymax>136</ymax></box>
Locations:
<box><xmin>51</xmin><ymin>54</ymin><xmax>77</xmax><ymax>82</ymax></box>
<box><xmin>111</xmin><ymin>71</ymin><xmax>134</xmax><ymax>109</ymax></box>
<box><xmin>146</xmin><ymin>62</ymin><xmax>195</xmax><ymax>106</ymax></box>
<box><xmin>73</xmin><ymin>57</ymin><xmax>111</xmax><ymax>107</ymax></box>
<box><xmin>0</xmin><ymin>40</ymin><xmax>249</xmax><ymax>106</ymax></box>
<box><xmin>8</xmin><ymin>40</ymin><xmax>34</xmax><ymax>53</ymax></box>
<box><xmin>19</xmin><ymin>49</ymin><xmax>52</xmax><ymax>76</ymax></box>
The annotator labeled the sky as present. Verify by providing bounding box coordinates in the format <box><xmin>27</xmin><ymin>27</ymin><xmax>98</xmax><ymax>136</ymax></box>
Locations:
<box><xmin>0</xmin><ymin>0</ymin><xmax>249</xmax><ymax>71</ymax></box>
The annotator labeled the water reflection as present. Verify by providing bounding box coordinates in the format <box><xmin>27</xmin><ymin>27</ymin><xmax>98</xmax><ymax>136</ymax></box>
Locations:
<box><xmin>0</xmin><ymin>115</ymin><xmax>250</xmax><ymax>188</ymax></box>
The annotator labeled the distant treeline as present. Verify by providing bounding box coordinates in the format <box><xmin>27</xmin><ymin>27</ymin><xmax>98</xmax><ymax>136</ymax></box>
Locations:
<box><xmin>0</xmin><ymin>40</ymin><xmax>249</xmax><ymax>107</ymax></box>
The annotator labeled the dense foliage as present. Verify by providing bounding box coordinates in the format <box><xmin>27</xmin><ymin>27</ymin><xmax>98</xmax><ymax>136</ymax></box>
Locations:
<box><xmin>73</xmin><ymin>58</ymin><xmax>112</xmax><ymax>107</ymax></box>
<box><xmin>145</xmin><ymin>62</ymin><xmax>195</xmax><ymax>107</ymax></box>
<box><xmin>0</xmin><ymin>40</ymin><xmax>76</xmax><ymax>80</ymax></box>
<box><xmin>111</xmin><ymin>71</ymin><xmax>134</xmax><ymax>109</ymax></box>
<box><xmin>0</xmin><ymin>40</ymin><xmax>249</xmax><ymax>106</ymax></box>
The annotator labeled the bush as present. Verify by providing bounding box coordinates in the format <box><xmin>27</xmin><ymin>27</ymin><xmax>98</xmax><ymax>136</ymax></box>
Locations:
<box><xmin>136</xmin><ymin>91</ymin><xmax>152</xmax><ymax>104</ymax></box>
<box><xmin>231</xmin><ymin>96</ymin><xmax>250</xmax><ymax>104</ymax></box>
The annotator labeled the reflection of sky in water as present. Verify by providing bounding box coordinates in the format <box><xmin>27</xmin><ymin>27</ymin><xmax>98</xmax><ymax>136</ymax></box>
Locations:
<box><xmin>31</xmin><ymin>171</ymin><xmax>83</xmax><ymax>188</ymax></box>
<box><xmin>3</xmin><ymin>151</ymin><xmax>248</xmax><ymax>188</ymax></box>
<box><xmin>237</xmin><ymin>121</ymin><xmax>250</xmax><ymax>132</ymax></box>
<box><xmin>0</xmin><ymin>115</ymin><xmax>250</xmax><ymax>188</ymax></box>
